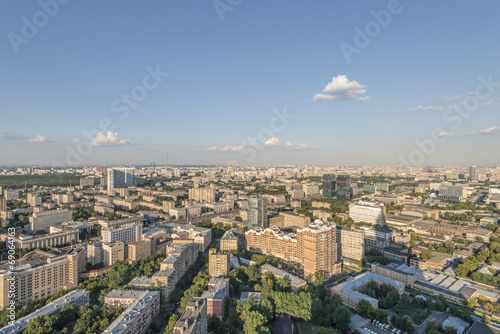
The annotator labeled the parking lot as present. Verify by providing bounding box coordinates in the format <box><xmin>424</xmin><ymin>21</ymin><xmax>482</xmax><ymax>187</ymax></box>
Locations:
<box><xmin>361</xmin><ymin>322</ymin><xmax>399</xmax><ymax>334</ymax></box>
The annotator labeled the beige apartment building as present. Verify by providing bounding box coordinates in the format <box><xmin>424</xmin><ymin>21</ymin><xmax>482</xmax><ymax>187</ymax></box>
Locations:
<box><xmin>13</xmin><ymin>230</ymin><xmax>80</xmax><ymax>249</ymax></box>
<box><xmin>246</xmin><ymin>220</ymin><xmax>341</xmax><ymax>277</ymax></box>
<box><xmin>128</xmin><ymin>239</ymin><xmax>152</xmax><ymax>263</ymax></box>
<box><xmin>0</xmin><ymin>248</ymin><xmax>85</xmax><ymax>310</ymax></box>
<box><xmin>189</xmin><ymin>186</ymin><xmax>215</xmax><ymax>202</ymax></box>
<box><xmin>337</xmin><ymin>226</ymin><xmax>365</xmax><ymax>265</ymax></box>
<box><xmin>102</xmin><ymin>241</ymin><xmax>125</xmax><ymax>266</ymax></box>
<box><xmin>208</xmin><ymin>249</ymin><xmax>230</xmax><ymax>278</ymax></box>
<box><xmin>152</xmin><ymin>243</ymin><xmax>199</xmax><ymax>301</ymax></box>
<box><xmin>220</xmin><ymin>229</ymin><xmax>240</xmax><ymax>251</ymax></box>
<box><xmin>27</xmin><ymin>193</ymin><xmax>42</xmax><ymax>207</ymax></box>
<box><xmin>312</xmin><ymin>210</ymin><xmax>332</xmax><ymax>220</ymax></box>
<box><xmin>268</xmin><ymin>211</ymin><xmax>310</xmax><ymax>229</ymax></box>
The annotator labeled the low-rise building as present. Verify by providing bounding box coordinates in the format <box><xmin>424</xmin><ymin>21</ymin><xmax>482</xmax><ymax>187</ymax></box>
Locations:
<box><xmin>102</xmin><ymin>290</ymin><xmax>161</xmax><ymax>334</ymax></box>
<box><xmin>259</xmin><ymin>264</ymin><xmax>307</xmax><ymax>293</ymax></box>
<box><xmin>201</xmin><ymin>278</ymin><xmax>230</xmax><ymax>319</ymax></box>
<box><xmin>0</xmin><ymin>289</ymin><xmax>90</xmax><ymax>334</ymax></box>
<box><xmin>330</xmin><ymin>272</ymin><xmax>405</xmax><ymax>310</ymax></box>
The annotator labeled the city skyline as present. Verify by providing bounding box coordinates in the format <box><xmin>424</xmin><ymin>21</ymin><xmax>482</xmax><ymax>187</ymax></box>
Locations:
<box><xmin>1</xmin><ymin>1</ymin><xmax>500</xmax><ymax>166</ymax></box>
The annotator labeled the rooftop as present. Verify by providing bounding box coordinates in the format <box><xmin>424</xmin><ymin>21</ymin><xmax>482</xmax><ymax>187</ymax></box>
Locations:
<box><xmin>102</xmin><ymin>290</ymin><xmax>160</xmax><ymax>334</ymax></box>
<box><xmin>260</xmin><ymin>264</ymin><xmax>307</xmax><ymax>287</ymax></box>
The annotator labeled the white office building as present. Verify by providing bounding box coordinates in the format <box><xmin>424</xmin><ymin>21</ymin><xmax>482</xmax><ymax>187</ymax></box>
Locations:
<box><xmin>349</xmin><ymin>201</ymin><xmax>386</xmax><ymax>226</ymax></box>
<box><xmin>107</xmin><ymin>167</ymin><xmax>137</xmax><ymax>190</ymax></box>
<box><xmin>102</xmin><ymin>223</ymin><xmax>143</xmax><ymax>243</ymax></box>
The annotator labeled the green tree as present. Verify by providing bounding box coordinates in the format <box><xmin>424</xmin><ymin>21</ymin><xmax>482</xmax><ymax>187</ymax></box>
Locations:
<box><xmin>357</xmin><ymin>299</ymin><xmax>374</xmax><ymax>318</ymax></box>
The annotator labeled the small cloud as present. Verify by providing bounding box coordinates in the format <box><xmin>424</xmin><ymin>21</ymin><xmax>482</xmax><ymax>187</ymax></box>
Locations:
<box><xmin>358</xmin><ymin>96</ymin><xmax>371</xmax><ymax>102</ymax></box>
<box><xmin>264</xmin><ymin>137</ymin><xmax>280</xmax><ymax>146</ymax></box>
<box><xmin>436</xmin><ymin>131</ymin><xmax>454</xmax><ymax>138</ymax></box>
<box><xmin>442</xmin><ymin>92</ymin><xmax>473</xmax><ymax>101</ymax></box>
<box><xmin>90</xmin><ymin>131</ymin><xmax>132</xmax><ymax>147</ymax></box>
<box><xmin>208</xmin><ymin>137</ymin><xmax>309</xmax><ymax>152</ymax></box>
<box><xmin>410</xmin><ymin>104</ymin><xmax>458</xmax><ymax>111</ymax></box>
<box><xmin>479</xmin><ymin>126</ymin><xmax>500</xmax><ymax>135</ymax></box>
<box><xmin>220</xmin><ymin>144</ymin><xmax>246</xmax><ymax>152</ymax></box>
<box><xmin>73</xmin><ymin>138</ymin><xmax>80</xmax><ymax>144</ymax></box>
<box><xmin>313</xmin><ymin>75</ymin><xmax>367</xmax><ymax>102</ymax></box>
<box><xmin>0</xmin><ymin>130</ymin><xmax>28</xmax><ymax>140</ymax></box>
<box><xmin>285</xmin><ymin>142</ymin><xmax>309</xmax><ymax>150</ymax></box>
<box><xmin>28</xmin><ymin>135</ymin><xmax>47</xmax><ymax>143</ymax></box>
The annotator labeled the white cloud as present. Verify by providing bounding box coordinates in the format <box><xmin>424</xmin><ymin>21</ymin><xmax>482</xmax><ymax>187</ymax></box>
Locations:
<box><xmin>1</xmin><ymin>130</ymin><xmax>49</xmax><ymax>143</ymax></box>
<box><xmin>208</xmin><ymin>137</ymin><xmax>309</xmax><ymax>152</ymax></box>
<box><xmin>264</xmin><ymin>137</ymin><xmax>280</xmax><ymax>146</ymax></box>
<box><xmin>28</xmin><ymin>135</ymin><xmax>47</xmax><ymax>143</ymax></box>
<box><xmin>313</xmin><ymin>75</ymin><xmax>368</xmax><ymax>102</ymax></box>
<box><xmin>479</xmin><ymin>126</ymin><xmax>500</xmax><ymax>134</ymax></box>
<box><xmin>73</xmin><ymin>138</ymin><xmax>80</xmax><ymax>144</ymax></box>
<box><xmin>442</xmin><ymin>92</ymin><xmax>473</xmax><ymax>101</ymax></box>
<box><xmin>220</xmin><ymin>144</ymin><xmax>246</xmax><ymax>152</ymax></box>
<box><xmin>358</xmin><ymin>96</ymin><xmax>371</xmax><ymax>102</ymax></box>
<box><xmin>410</xmin><ymin>104</ymin><xmax>458</xmax><ymax>111</ymax></box>
<box><xmin>436</xmin><ymin>131</ymin><xmax>454</xmax><ymax>138</ymax></box>
<box><xmin>90</xmin><ymin>132</ymin><xmax>132</xmax><ymax>147</ymax></box>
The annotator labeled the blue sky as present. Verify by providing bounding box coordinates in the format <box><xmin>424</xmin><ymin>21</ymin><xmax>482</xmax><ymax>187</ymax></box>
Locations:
<box><xmin>1</xmin><ymin>0</ymin><xmax>499</xmax><ymax>166</ymax></box>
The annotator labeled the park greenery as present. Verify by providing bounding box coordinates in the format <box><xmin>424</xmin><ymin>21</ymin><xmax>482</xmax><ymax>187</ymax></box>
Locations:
<box><xmin>0</xmin><ymin>173</ymin><xmax>82</xmax><ymax>189</ymax></box>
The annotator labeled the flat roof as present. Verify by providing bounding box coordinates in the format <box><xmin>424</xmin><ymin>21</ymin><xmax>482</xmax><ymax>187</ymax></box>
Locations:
<box><xmin>260</xmin><ymin>264</ymin><xmax>306</xmax><ymax>286</ymax></box>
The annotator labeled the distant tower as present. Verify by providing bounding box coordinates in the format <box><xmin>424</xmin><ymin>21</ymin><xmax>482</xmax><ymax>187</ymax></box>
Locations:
<box><xmin>469</xmin><ymin>166</ymin><xmax>478</xmax><ymax>181</ymax></box>
<box><xmin>248</xmin><ymin>197</ymin><xmax>268</xmax><ymax>229</ymax></box>
<box><xmin>336</xmin><ymin>175</ymin><xmax>351</xmax><ymax>202</ymax></box>
<box><xmin>322</xmin><ymin>174</ymin><xmax>336</xmax><ymax>198</ymax></box>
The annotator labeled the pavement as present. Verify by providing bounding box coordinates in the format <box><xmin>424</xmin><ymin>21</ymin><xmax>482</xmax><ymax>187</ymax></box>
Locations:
<box><xmin>414</xmin><ymin>311</ymin><xmax>448</xmax><ymax>334</ymax></box>
<box><xmin>274</xmin><ymin>315</ymin><xmax>293</xmax><ymax>334</ymax></box>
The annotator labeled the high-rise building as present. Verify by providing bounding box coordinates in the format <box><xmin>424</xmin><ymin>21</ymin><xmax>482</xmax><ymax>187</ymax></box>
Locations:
<box><xmin>336</xmin><ymin>175</ymin><xmax>351</xmax><ymax>201</ymax></box>
<box><xmin>469</xmin><ymin>166</ymin><xmax>478</xmax><ymax>182</ymax></box>
<box><xmin>248</xmin><ymin>197</ymin><xmax>267</xmax><ymax>229</ymax></box>
<box><xmin>246</xmin><ymin>220</ymin><xmax>341</xmax><ymax>277</ymax></box>
<box><xmin>208</xmin><ymin>249</ymin><xmax>230</xmax><ymax>278</ymax></box>
<box><xmin>349</xmin><ymin>201</ymin><xmax>386</xmax><ymax>226</ymax></box>
<box><xmin>0</xmin><ymin>197</ymin><xmax>6</xmax><ymax>212</ymax></box>
<box><xmin>27</xmin><ymin>193</ymin><xmax>42</xmax><ymax>207</ymax></box>
<box><xmin>102</xmin><ymin>241</ymin><xmax>125</xmax><ymax>266</ymax></box>
<box><xmin>107</xmin><ymin>167</ymin><xmax>137</xmax><ymax>190</ymax></box>
<box><xmin>101</xmin><ymin>222</ymin><xmax>143</xmax><ymax>243</ymax></box>
<box><xmin>189</xmin><ymin>187</ymin><xmax>215</xmax><ymax>202</ymax></box>
<box><xmin>322</xmin><ymin>174</ymin><xmax>336</xmax><ymax>198</ymax></box>
<box><xmin>27</xmin><ymin>209</ymin><xmax>72</xmax><ymax>233</ymax></box>
<box><xmin>337</xmin><ymin>226</ymin><xmax>365</xmax><ymax>265</ymax></box>
<box><xmin>128</xmin><ymin>239</ymin><xmax>152</xmax><ymax>263</ymax></box>
<box><xmin>87</xmin><ymin>243</ymin><xmax>104</xmax><ymax>265</ymax></box>
<box><xmin>4</xmin><ymin>189</ymin><xmax>19</xmax><ymax>201</ymax></box>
